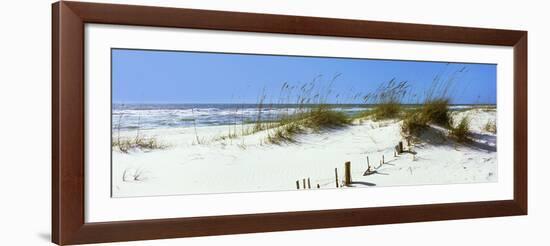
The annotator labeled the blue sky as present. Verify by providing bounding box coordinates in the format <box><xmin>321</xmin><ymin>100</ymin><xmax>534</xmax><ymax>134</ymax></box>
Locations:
<box><xmin>112</xmin><ymin>49</ymin><xmax>496</xmax><ymax>104</ymax></box>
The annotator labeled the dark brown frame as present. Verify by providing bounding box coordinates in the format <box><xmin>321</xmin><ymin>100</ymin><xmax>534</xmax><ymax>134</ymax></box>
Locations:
<box><xmin>52</xmin><ymin>1</ymin><xmax>527</xmax><ymax>245</ymax></box>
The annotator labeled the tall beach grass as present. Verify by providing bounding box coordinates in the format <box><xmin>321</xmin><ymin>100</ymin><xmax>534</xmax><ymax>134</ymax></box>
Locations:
<box><xmin>363</xmin><ymin>79</ymin><xmax>409</xmax><ymax>120</ymax></box>
<box><xmin>212</xmin><ymin>74</ymin><xmax>353</xmax><ymax>144</ymax></box>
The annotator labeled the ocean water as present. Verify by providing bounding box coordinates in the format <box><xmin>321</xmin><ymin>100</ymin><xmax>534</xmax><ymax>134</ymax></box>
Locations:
<box><xmin>112</xmin><ymin>103</ymin><xmax>482</xmax><ymax>130</ymax></box>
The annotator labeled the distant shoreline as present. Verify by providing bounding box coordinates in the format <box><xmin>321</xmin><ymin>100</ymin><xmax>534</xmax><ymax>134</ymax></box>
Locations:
<box><xmin>111</xmin><ymin>104</ymin><xmax>496</xmax><ymax>131</ymax></box>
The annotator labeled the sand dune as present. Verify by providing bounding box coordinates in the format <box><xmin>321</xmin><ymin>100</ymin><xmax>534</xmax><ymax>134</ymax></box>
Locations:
<box><xmin>112</xmin><ymin>108</ymin><xmax>497</xmax><ymax>197</ymax></box>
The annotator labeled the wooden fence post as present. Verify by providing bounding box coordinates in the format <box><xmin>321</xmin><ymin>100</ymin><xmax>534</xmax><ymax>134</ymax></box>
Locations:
<box><xmin>302</xmin><ymin>178</ymin><xmax>306</xmax><ymax>188</ymax></box>
<box><xmin>296</xmin><ymin>180</ymin><xmax>300</xmax><ymax>190</ymax></box>
<box><xmin>307</xmin><ymin>178</ymin><xmax>311</xmax><ymax>189</ymax></box>
<box><xmin>344</xmin><ymin>161</ymin><xmax>351</xmax><ymax>186</ymax></box>
<box><xmin>399</xmin><ymin>141</ymin><xmax>403</xmax><ymax>153</ymax></box>
<box><xmin>335</xmin><ymin>168</ymin><xmax>339</xmax><ymax>188</ymax></box>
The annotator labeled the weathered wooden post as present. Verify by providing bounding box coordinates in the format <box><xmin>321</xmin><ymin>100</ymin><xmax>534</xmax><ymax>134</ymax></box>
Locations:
<box><xmin>382</xmin><ymin>155</ymin><xmax>385</xmax><ymax>164</ymax></box>
<box><xmin>303</xmin><ymin>178</ymin><xmax>306</xmax><ymax>188</ymax></box>
<box><xmin>307</xmin><ymin>178</ymin><xmax>311</xmax><ymax>189</ymax></box>
<box><xmin>344</xmin><ymin>161</ymin><xmax>351</xmax><ymax>186</ymax></box>
<box><xmin>317</xmin><ymin>184</ymin><xmax>320</xmax><ymax>189</ymax></box>
<box><xmin>399</xmin><ymin>141</ymin><xmax>404</xmax><ymax>153</ymax></box>
<box><xmin>335</xmin><ymin>168</ymin><xmax>339</xmax><ymax>188</ymax></box>
<box><xmin>296</xmin><ymin>180</ymin><xmax>300</xmax><ymax>190</ymax></box>
<box><xmin>367</xmin><ymin>156</ymin><xmax>370</xmax><ymax>166</ymax></box>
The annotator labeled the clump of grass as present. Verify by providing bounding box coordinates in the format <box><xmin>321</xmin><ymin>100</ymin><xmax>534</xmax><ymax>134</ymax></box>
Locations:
<box><xmin>303</xmin><ymin>106</ymin><xmax>350</xmax><ymax>130</ymax></box>
<box><xmin>372</xmin><ymin>103</ymin><xmax>402</xmax><ymax>120</ymax></box>
<box><xmin>122</xmin><ymin>168</ymin><xmax>149</xmax><ymax>182</ymax></box>
<box><xmin>449</xmin><ymin>117</ymin><xmax>471</xmax><ymax>143</ymax></box>
<box><xmin>112</xmin><ymin>136</ymin><xmax>166</xmax><ymax>153</ymax></box>
<box><xmin>364</xmin><ymin>79</ymin><xmax>409</xmax><ymax>120</ymax></box>
<box><xmin>484</xmin><ymin>119</ymin><xmax>497</xmax><ymax>134</ymax></box>
<box><xmin>213</xmin><ymin>132</ymin><xmax>238</xmax><ymax>141</ymax></box>
<box><xmin>253</xmin><ymin>91</ymin><xmax>267</xmax><ymax>132</ymax></box>
<box><xmin>401</xmin><ymin>110</ymin><xmax>428</xmax><ymax>137</ymax></box>
<box><xmin>113</xmin><ymin>112</ymin><xmax>167</xmax><ymax>153</ymax></box>
<box><xmin>267</xmin><ymin>106</ymin><xmax>350</xmax><ymax>144</ymax></box>
<box><xmin>399</xmin><ymin>98</ymin><xmax>451</xmax><ymax>138</ymax></box>
<box><xmin>479</xmin><ymin>106</ymin><xmax>497</xmax><ymax>112</ymax></box>
<box><xmin>246</xmin><ymin>74</ymin><xmax>351</xmax><ymax>145</ymax></box>
<box><xmin>267</xmin><ymin>123</ymin><xmax>303</xmax><ymax>144</ymax></box>
<box><xmin>400</xmin><ymin>99</ymin><xmax>452</xmax><ymax>138</ymax></box>
<box><xmin>420</xmin><ymin>98</ymin><xmax>452</xmax><ymax>127</ymax></box>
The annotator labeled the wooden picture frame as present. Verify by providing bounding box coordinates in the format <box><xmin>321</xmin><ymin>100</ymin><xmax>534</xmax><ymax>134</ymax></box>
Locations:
<box><xmin>52</xmin><ymin>1</ymin><xmax>527</xmax><ymax>245</ymax></box>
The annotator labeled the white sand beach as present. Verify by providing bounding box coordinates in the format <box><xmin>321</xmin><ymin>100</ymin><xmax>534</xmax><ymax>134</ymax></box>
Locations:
<box><xmin>112</xmin><ymin>108</ymin><xmax>497</xmax><ymax>197</ymax></box>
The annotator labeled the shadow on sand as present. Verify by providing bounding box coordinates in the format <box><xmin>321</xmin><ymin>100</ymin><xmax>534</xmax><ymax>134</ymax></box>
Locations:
<box><xmin>350</xmin><ymin>181</ymin><xmax>377</xmax><ymax>187</ymax></box>
<box><xmin>415</xmin><ymin>125</ymin><xmax>496</xmax><ymax>153</ymax></box>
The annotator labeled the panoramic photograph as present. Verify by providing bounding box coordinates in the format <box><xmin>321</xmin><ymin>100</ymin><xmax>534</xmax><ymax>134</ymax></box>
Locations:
<box><xmin>111</xmin><ymin>48</ymin><xmax>497</xmax><ymax>198</ymax></box>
